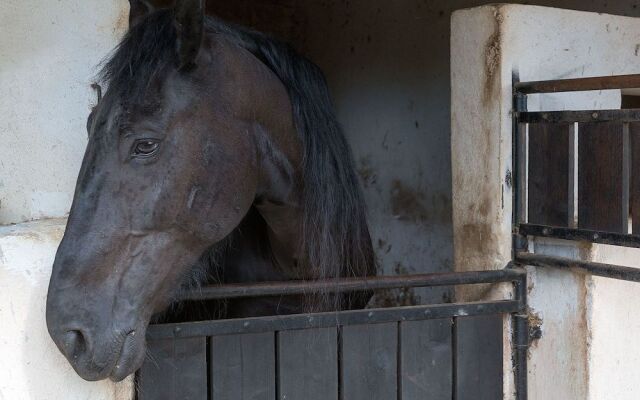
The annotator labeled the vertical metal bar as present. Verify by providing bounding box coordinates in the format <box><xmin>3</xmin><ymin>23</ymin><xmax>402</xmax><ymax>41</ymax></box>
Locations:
<box><xmin>513</xmin><ymin>74</ymin><xmax>529</xmax><ymax>400</ymax></box>
<box><xmin>514</xmin><ymin>92</ymin><xmax>529</xmax><ymax>225</ymax></box>
<box><xmin>568</xmin><ymin>123</ymin><xmax>578</xmax><ymax>228</ymax></box>
<box><xmin>623</xmin><ymin>123</ymin><xmax>631</xmax><ymax>233</ymax></box>
<box><xmin>513</xmin><ymin>273</ymin><xmax>528</xmax><ymax>400</ymax></box>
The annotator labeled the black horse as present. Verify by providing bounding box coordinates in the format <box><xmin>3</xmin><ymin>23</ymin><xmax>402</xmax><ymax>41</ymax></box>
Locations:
<box><xmin>46</xmin><ymin>0</ymin><xmax>375</xmax><ymax>383</ymax></box>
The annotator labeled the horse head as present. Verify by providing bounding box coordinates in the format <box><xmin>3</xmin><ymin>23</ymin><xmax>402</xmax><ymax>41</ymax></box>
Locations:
<box><xmin>46</xmin><ymin>0</ymin><xmax>374</xmax><ymax>382</ymax></box>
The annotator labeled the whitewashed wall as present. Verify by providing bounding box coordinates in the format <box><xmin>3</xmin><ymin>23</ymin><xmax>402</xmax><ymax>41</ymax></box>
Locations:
<box><xmin>0</xmin><ymin>220</ymin><xmax>134</xmax><ymax>399</ymax></box>
<box><xmin>452</xmin><ymin>4</ymin><xmax>640</xmax><ymax>399</ymax></box>
<box><xmin>0</xmin><ymin>1</ymin><xmax>133</xmax><ymax>399</ymax></box>
<box><xmin>0</xmin><ymin>0</ymin><xmax>129</xmax><ymax>225</ymax></box>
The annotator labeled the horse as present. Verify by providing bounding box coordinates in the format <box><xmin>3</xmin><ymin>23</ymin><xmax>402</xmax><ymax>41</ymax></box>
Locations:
<box><xmin>45</xmin><ymin>0</ymin><xmax>375</xmax><ymax>383</ymax></box>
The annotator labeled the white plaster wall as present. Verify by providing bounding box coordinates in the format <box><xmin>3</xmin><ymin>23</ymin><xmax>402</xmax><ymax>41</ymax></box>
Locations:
<box><xmin>452</xmin><ymin>4</ymin><xmax>640</xmax><ymax>399</ymax></box>
<box><xmin>528</xmin><ymin>243</ymin><xmax>640</xmax><ymax>399</ymax></box>
<box><xmin>588</xmin><ymin>246</ymin><xmax>640</xmax><ymax>399</ymax></box>
<box><xmin>0</xmin><ymin>1</ymin><xmax>134</xmax><ymax>398</ymax></box>
<box><xmin>0</xmin><ymin>0</ymin><xmax>129</xmax><ymax>225</ymax></box>
<box><xmin>0</xmin><ymin>219</ymin><xmax>134</xmax><ymax>400</ymax></box>
<box><xmin>527</xmin><ymin>239</ymin><xmax>593</xmax><ymax>400</ymax></box>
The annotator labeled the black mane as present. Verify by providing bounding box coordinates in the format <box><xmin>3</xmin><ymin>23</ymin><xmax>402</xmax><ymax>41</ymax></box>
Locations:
<box><xmin>99</xmin><ymin>10</ymin><xmax>375</xmax><ymax>304</ymax></box>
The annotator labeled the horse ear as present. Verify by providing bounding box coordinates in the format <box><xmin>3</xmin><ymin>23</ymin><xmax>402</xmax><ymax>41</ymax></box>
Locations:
<box><xmin>174</xmin><ymin>0</ymin><xmax>205</xmax><ymax>71</ymax></box>
<box><xmin>129</xmin><ymin>0</ymin><xmax>154</xmax><ymax>27</ymax></box>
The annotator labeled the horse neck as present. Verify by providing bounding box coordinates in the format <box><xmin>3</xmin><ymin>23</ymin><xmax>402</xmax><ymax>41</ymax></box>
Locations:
<box><xmin>251</xmin><ymin>122</ymin><xmax>306</xmax><ymax>279</ymax></box>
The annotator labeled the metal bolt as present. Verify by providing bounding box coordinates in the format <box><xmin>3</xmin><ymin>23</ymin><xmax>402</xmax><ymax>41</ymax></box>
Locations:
<box><xmin>593</xmin><ymin>233</ymin><xmax>600</xmax><ymax>240</ymax></box>
<box><xmin>542</xmin><ymin>227</ymin><xmax>552</xmax><ymax>235</ymax></box>
<box><xmin>592</xmin><ymin>112</ymin><xmax>599</xmax><ymax>119</ymax></box>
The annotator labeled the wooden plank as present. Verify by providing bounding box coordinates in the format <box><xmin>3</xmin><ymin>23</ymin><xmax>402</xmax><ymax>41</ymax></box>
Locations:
<box><xmin>455</xmin><ymin>315</ymin><xmax>503</xmax><ymax>400</ymax></box>
<box><xmin>211</xmin><ymin>333</ymin><xmax>275</xmax><ymax>400</ymax></box>
<box><xmin>515</xmin><ymin>74</ymin><xmax>640</xmax><ymax>94</ymax></box>
<box><xmin>578</xmin><ymin>122</ymin><xmax>626</xmax><ymax>232</ymax></box>
<box><xmin>342</xmin><ymin>323</ymin><xmax>398</xmax><ymax>400</ymax></box>
<box><xmin>527</xmin><ymin>123</ymin><xmax>571</xmax><ymax>226</ymax></box>
<box><xmin>623</xmin><ymin>123</ymin><xmax>631</xmax><ymax>233</ymax></box>
<box><xmin>138</xmin><ymin>337</ymin><xmax>207</xmax><ymax>400</ymax></box>
<box><xmin>630</xmin><ymin>123</ymin><xmax>640</xmax><ymax>234</ymax></box>
<box><xmin>400</xmin><ymin>319</ymin><xmax>452</xmax><ymax>400</ymax></box>
<box><xmin>278</xmin><ymin>328</ymin><xmax>338</xmax><ymax>400</ymax></box>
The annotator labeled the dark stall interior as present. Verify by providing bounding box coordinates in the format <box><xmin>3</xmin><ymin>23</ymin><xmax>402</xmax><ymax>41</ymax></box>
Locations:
<box><xmin>147</xmin><ymin>0</ymin><xmax>640</xmax><ymax>306</ymax></box>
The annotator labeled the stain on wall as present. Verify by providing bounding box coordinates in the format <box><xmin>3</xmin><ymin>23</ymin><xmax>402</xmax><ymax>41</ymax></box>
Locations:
<box><xmin>484</xmin><ymin>6</ymin><xmax>503</xmax><ymax>103</ymax></box>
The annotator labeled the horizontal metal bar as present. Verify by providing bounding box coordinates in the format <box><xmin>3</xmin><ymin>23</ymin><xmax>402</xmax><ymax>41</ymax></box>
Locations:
<box><xmin>519</xmin><ymin>224</ymin><xmax>640</xmax><ymax>248</ymax></box>
<box><xmin>180</xmin><ymin>269</ymin><xmax>525</xmax><ymax>301</ymax></box>
<box><xmin>516</xmin><ymin>252</ymin><xmax>640</xmax><ymax>282</ymax></box>
<box><xmin>515</xmin><ymin>74</ymin><xmax>640</xmax><ymax>94</ymax></box>
<box><xmin>147</xmin><ymin>300</ymin><xmax>519</xmax><ymax>339</ymax></box>
<box><xmin>517</xmin><ymin>109</ymin><xmax>640</xmax><ymax>124</ymax></box>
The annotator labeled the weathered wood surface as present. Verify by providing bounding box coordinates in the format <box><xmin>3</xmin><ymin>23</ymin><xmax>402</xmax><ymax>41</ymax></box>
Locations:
<box><xmin>455</xmin><ymin>315</ymin><xmax>504</xmax><ymax>400</ymax></box>
<box><xmin>578</xmin><ymin>122</ymin><xmax>626</xmax><ymax>233</ymax></box>
<box><xmin>630</xmin><ymin>123</ymin><xmax>640</xmax><ymax>234</ymax></box>
<box><xmin>278</xmin><ymin>328</ymin><xmax>338</xmax><ymax>400</ymax></box>
<box><xmin>138</xmin><ymin>337</ymin><xmax>207</xmax><ymax>400</ymax></box>
<box><xmin>139</xmin><ymin>307</ymin><xmax>511</xmax><ymax>399</ymax></box>
<box><xmin>528</xmin><ymin>123</ymin><xmax>571</xmax><ymax>226</ymax></box>
<box><xmin>210</xmin><ymin>333</ymin><xmax>275</xmax><ymax>400</ymax></box>
<box><xmin>400</xmin><ymin>319</ymin><xmax>452</xmax><ymax>399</ymax></box>
<box><xmin>341</xmin><ymin>323</ymin><xmax>398</xmax><ymax>400</ymax></box>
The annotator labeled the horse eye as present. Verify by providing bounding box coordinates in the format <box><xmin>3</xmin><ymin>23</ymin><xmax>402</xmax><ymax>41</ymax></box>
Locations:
<box><xmin>132</xmin><ymin>139</ymin><xmax>160</xmax><ymax>157</ymax></box>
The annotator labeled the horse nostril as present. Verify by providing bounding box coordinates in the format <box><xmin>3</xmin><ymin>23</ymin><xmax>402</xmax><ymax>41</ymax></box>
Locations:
<box><xmin>62</xmin><ymin>330</ymin><xmax>87</xmax><ymax>360</ymax></box>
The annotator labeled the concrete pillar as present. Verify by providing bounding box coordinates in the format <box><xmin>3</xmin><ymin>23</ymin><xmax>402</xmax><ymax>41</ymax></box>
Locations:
<box><xmin>452</xmin><ymin>4</ymin><xmax>640</xmax><ymax>399</ymax></box>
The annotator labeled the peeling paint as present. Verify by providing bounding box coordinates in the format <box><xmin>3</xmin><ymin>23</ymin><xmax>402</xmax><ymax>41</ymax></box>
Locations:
<box><xmin>527</xmin><ymin>310</ymin><xmax>544</xmax><ymax>349</ymax></box>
